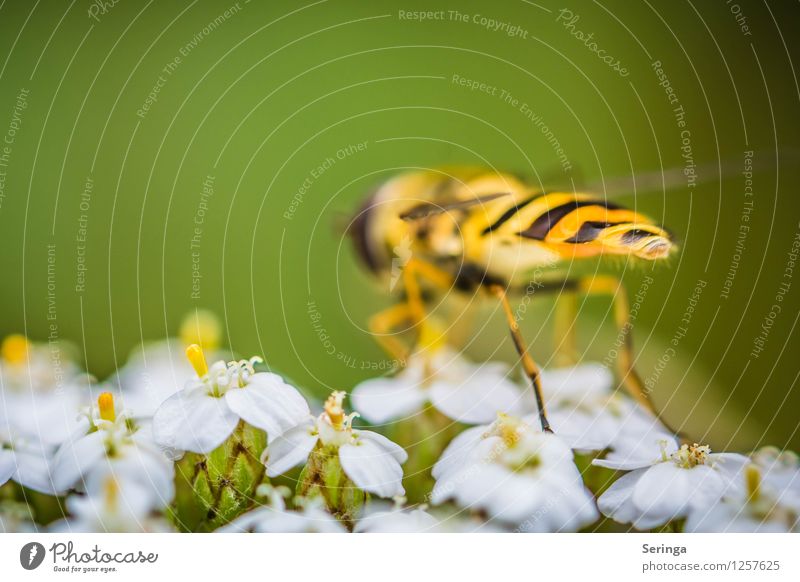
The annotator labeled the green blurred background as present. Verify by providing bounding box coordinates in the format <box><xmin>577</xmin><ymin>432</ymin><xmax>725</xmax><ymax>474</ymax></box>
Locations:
<box><xmin>0</xmin><ymin>0</ymin><xmax>798</xmax><ymax>450</ymax></box>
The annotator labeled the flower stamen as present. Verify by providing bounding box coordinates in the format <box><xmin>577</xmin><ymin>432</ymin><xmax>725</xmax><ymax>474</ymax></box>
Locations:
<box><xmin>185</xmin><ymin>344</ymin><xmax>208</xmax><ymax>377</ymax></box>
<box><xmin>324</xmin><ymin>391</ymin><xmax>347</xmax><ymax>430</ymax></box>
<box><xmin>671</xmin><ymin>443</ymin><xmax>711</xmax><ymax>468</ymax></box>
<box><xmin>494</xmin><ymin>413</ymin><xmax>523</xmax><ymax>447</ymax></box>
<box><xmin>745</xmin><ymin>464</ymin><xmax>761</xmax><ymax>503</ymax></box>
<box><xmin>98</xmin><ymin>392</ymin><xmax>116</xmax><ymax>423</ymax></box>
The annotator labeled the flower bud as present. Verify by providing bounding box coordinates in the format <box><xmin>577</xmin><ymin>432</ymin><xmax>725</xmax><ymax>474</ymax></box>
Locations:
<box><xmin>297</xmin><ymin>444</ymin><xmax>365</xmax><ymax>527</ymax></box>
<box><xmin>172</xmin><ymin>421</ymin><xmax>267</xmax><ymax>532</ymax></box>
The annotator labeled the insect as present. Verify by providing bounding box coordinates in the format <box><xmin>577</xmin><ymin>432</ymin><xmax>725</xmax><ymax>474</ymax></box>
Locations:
<box><xmin>349</xmin><ymin>166</ymin><xmax>676</xmax><ymax>434</ymax></box>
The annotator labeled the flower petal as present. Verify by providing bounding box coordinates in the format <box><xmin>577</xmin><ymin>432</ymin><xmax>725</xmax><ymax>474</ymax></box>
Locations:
<box><xmin>0</xmin><ymin>450</ymin><xmax>15</xmax><ymax>486</ymax></box>
<box><xmin>596</xmin><ymin>469</ymin><xmax>644</xmax><ymax>524</ymax></box>
<box><xmin>631</xmin><ymin>463</ymin><xmax>725</xmax><ymax>527</ymax></box>
<box><xmin>152</xmin><ymin>389</ymin><xmax>239</xmax><ymax>454</ymax></box>
<box><xmin>264</xmin><ymin>423</ymin><xmax>318</xmax><ymax>477</ymax></box>
<box><xmin>429</xmin><ymin>373</ymin><xmax>523</xmax><ymax>424</ymax></box>
<box><xmin>86</xmin><ymin>443</ymin><xmax>176</xmax><ymax>510</ymax></box>
<box><xmin>219</xmin><ymin>506</ymin><xmax>345</xmax><ymax>533</ymax></box>
<box><xmin>12</xmin><ymin>449</ymin><xmax>60</xmax><ymax>495</ymax></box>
<box><xmin>351</xmin><ymin>375</ymin><xmax>426</xmax><ymax>424</ymax></box>
<box><xmin>52</xmin><ymin>431</ymin><xmax>107</xmax><ymax>492</ymax></box>
<box><xmin>432</xmin><ymin>425</ymin><xmax>488</xmax><ymax>480</ymax></box>
<box><xmin>355</xmin><ymin>430</ymin><xmax>408</xmax><ymax>464</ymax></box>
<box><xmin>339</xmin><ymin>439</ymin><xmax>404</xmax><ymax>498</ymax></box>
<box><xmin>224</xmin><ymin>373</ymin><xmax>310</xmax><ymax>441</ymax></box>
<box><xmin>541</xmin><ymin>363</ymin><xmax>614</xmax><ymax>401</ymax></box>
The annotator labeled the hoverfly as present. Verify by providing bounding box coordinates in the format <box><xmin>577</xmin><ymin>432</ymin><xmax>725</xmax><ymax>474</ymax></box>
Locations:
<box><xmin>349</xmin><ymin>166</ymin><xmax>676</xmax><ymax>434</ymax></box>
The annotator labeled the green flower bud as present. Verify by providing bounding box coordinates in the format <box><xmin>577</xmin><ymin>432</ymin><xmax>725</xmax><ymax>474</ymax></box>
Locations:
<box><xmin>297</xmin><ymin>443</ymin><xmax>365</xmax><ymax>528</ymax></box>
<box><xmin>171</xmin><ymin>421</ymin><xmax>267</xmax><ymax>532</ymax></box>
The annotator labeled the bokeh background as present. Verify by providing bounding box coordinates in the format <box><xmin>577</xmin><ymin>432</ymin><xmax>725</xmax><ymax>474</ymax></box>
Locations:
<box><xmin>0</xmin><ymin>0</ymin><xmax>798</xmax><ymax>451</ymax></box>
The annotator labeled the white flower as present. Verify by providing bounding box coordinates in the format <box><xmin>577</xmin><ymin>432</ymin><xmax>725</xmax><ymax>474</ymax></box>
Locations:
<box><xmin>594</xmin><ymin>439</ymin><xmax>749</xmax><ymax>530</ymax></box>
<box><xmin>264</xmin><ymin>391</ymin><xmax>407</xmax><ymax>498</ymax></box>
<box><xmin>152</xmin><ymin>345</ymin><xmax>310</xmax><ymax>454</ymax></box>
<box><xmin>751</xmin><ymin>446</ymin><xmax>800</xmax><ymax>506</ymax></box>
<box><xmin>431</xmin><ymin>414</ymin><xmax>599</xmax><ymax>531</ymax></box>
<box><xmin>0</xmin><ymin>334</ymin><xmax>87</xmax><ymax>448</ymax></box>
<box><xmin>526</xmin><ymin>363</ymin><xmax>670</xmax><ymax>452</ymax></box>
<box><xmin>52</xmin><ymin>392</ymin><xmax>174</xmax><ymax>507</ymax></box>
<box><xmin>50</xmin><ymin>474</ymin><xmax>173</xmax><ymax>533</ymax></box>
<box><xmin>1</xmin><ymin>424</ymin><xmax>60</xmax><ymax>495</ymax></box>
<box><xmin>0</xmin><ymin>502</ymin><xmax>38</xmax><ymax>533</ymax></box>
<box><xmin>352</xmin><ymin>339</ymin><xmax>524</xmax><ymax>425</ymax></box>
<box><xmin>217</xmin><ymin>485</ymin><xmax>345</xmax><ymax>533</ymax></box>
<box><xmin>355</xmin><ymin>500</ymin><xmax>440</xmax><ymax>533</ymax></box>
<box><xmin>115</xmin><ymin>310</ymin><xmax>225</xmax><ymax>418</ymax></box>
<box><xmin>686</xmin><ymin>449</ymin><xmax>800</xmax><ymax>533</ymax></box>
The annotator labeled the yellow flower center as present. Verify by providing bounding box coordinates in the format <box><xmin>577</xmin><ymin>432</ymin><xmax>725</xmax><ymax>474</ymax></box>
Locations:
<box><xmin>179</xmin><ymin>309</ymin><xmax>221</xmax><ymax>351</ymax></box>
<box><xmin>494</xmin><ymin>413</ymin><xmax>523</xmax><ymax>447</ymax></box>
<box><xmin>185</xmin><ymin>344</ymin><xmax>208</xmax><ymax>377</ymax></box>
<box><xmin>1</xmin><ymin>334</ymin><xmax>30</xmax><ymax>365</ymax></box>
<box><xmin>98</xmin><ymin>392</ymin><xmax>116</xmax><ymax>422</ymax></box>
<box><xmin>671</xmin><ymin>443</ymin><xmax>711</xmax><ymax>468</ymax></box>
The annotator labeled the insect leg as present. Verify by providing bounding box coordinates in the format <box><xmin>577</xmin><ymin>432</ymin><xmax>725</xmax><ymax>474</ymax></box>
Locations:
<box><xmin>369</xmin><ymin>260</ymin><xmax>454</xmax><ymax>363</ymax></box>
<box><xmin>402</xmin><ymin>257</ymin><xmax>454</xmax><ymax>323</ymax></box>
<box><xmin>577</xmin><ymin>275</ymin><xmax>682</xmax><ymax>437</ymax></box>
<box><xmin>489</xmin><ymin>284</ymin><xmax>552</xmax><ymax>433</ymax></box>
<box><xmin>368</xmin><ymin>303</ymin><xmax>414</xmax><ymax>364</ymax></box>
<box><xmin>553</xmin><ymin>292</ymin><xmax>579</xmax><ymax>367</ymax></box>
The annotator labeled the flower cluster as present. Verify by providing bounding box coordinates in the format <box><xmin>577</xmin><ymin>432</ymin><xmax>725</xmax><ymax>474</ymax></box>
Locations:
<box><xmin>1</xmin><ymin>315</ymin><xmax>798</xmax><ymax>533</ymax></box>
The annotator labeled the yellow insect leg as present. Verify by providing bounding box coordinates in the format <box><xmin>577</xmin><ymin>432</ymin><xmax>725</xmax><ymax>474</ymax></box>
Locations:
<box><xmin>369</xmin><ymin>258</ymin><xmax>455</xmax><ymax>364</ymax></box>
<box><xmin>490</xmin><ymin>284</ymin><xmax>552</xmax><ymax>433</ymax></box>
<box><xmin>553</xmin><ymin>292</ymin><xmax>579</xmax><ymax>366</ymax></box>
<box><xmin>368</xmin><ymin>303</ymin><xmax>414</xmax><ymax>363</ymax></box>
<box><xmin>578</xmin><ymin>275</ymin><xmax>683</xmax><ymax>438</ymax></box>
